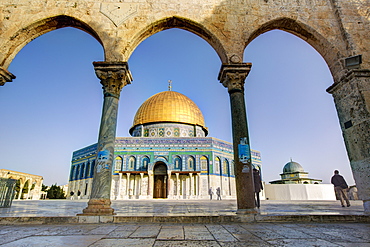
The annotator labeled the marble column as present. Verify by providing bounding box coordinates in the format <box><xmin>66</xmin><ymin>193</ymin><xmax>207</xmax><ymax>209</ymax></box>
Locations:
<box><xmin>189</xmin><ymin>173</ymin><xmax>193</xmax><ymax>197</ymax></box>
<box><xmin>79</xmin><ymin>62</ymin><xmax>132</xmax><ymax>215</ymax></box>
<box><xmin>148</xmin><ymin>171</ymin><xmax>154</xmax><ymax>198</ymax></box>
<box><xmin>0</xmin><ymin>67</ymin><xmax>16</xmax><ymax>86</ymax></box>
<box><xmin>176</xmin><ymin>173</ymin><xmax>180</xmax><ymax>199</ymax></box>
<box><xmin>126</xmin><ymin>173</ymin><xmax>131</xmax><ymax>199</ymax></box>
<box><xmin>327</xmin><ymin>69</ymin><xmax>370</xmax><ymax>214</ymax></box>
<box><xmin>218</xmin><ymin>63</ymin><xmax>257</xmax><ymax>214</ymax></box>
<box><xmin>140</xmin><ymin>173</ymin><xmax>144</xmax><ymax>198</ymax></box>
<box><xmin>117</xmin><ymin>173</ymin><xmax>122</xmax><ymax>200</ymax></box>
<box><xmin>167</xmin><ymin>171</ymin><xmax>172</xmax><ymax>198</ymax></box>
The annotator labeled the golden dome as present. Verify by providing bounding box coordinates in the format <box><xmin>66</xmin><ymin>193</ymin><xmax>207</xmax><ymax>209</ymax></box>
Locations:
<box><xmin>131</xmin><ymin>91</ymin><xmax>207</xmax><ymax>131</ymax></box>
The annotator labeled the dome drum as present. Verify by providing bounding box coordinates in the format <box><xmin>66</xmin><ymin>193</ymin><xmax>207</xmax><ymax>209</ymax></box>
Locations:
<box><xmin>131</xmin><ymin>123</ymin><xmax>207</xmax><ymax>138</ymax></box>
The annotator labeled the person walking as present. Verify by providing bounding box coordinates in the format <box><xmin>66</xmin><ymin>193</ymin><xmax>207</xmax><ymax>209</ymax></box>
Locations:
<box><xmin>77</xmin><ymin>190</ymin><xmax>81</xmax><ymax>200</ymax></box>
<box><xmin>331</xmin><ymin>170</ymin><xmax>350</xmax><ymax>207</ymax></box>
<box><xmin>208</xmin><ymin>187</ymin><xmax>213</xmax><ymax>200</ymax></box>
<box><xmin>253</xmin><ymin>168</ymin><xmax>263</xmax><ymax>208</ymax></box>
<box><xmin>70</xmin><ymin>191</ymin><xmax>74</xmax><ymax>200</ymax></box>
<box><xmin>216</xmin><ymin>187</ymin><xmax>221</xmax><ymax>200</ymax></box>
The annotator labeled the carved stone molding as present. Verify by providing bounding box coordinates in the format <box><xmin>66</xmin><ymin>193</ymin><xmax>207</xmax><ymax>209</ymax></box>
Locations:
<box><xmin>0</xmin><ymin>67</ymin><xmax>16</xmax><ymax>86</ymax></box>
<box><xmin>218</xmin><ymin>63</ymin><xmax>252</xmax><ymax>93</ymax></box>
<box><xmin>93</xmin><ymin>62</ymin><xmax>133</xmax><ymax>98</ymax></box>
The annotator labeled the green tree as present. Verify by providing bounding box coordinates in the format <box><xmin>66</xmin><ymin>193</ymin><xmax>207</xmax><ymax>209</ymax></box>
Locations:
<box><xmin>21</xmin><ymin>180</ymin><xmax>29</xmax><ymax>199</ymax></box>
<box><xmin>46</xmin><ymin>184</ymin><xmax>66</xmax><ymax>199</ymax></box>
<box><xmin>41</xmin><ymin>184</ymin><xmax>48</xmax><ymax>192</ymax></box>
<box><xmin>14</xmin><ymin>180</ymin><xmax>20</xmax><ymax>199</ymax></box>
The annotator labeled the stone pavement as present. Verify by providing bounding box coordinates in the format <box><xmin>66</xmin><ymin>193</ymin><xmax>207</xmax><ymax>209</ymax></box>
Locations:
<box><xmin>0</xmin><ymin>199</ymin><xmax>368</xmax><ymax>224</ymax></box>
<box><xmin>0</xmin><ymin>222</ymin><xmax>369</xmax><ymax>246</ymax></box>
<box><xmin>0</xmin><ymin>200</ymin><xmax>369</xmax><ymax>246</ymax></box>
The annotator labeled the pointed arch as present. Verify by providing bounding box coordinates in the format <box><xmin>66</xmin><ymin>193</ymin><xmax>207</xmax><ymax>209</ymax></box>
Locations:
<box><xmin>246</xmin><ymin>17</ymin><xmax>345</xmax><ymax>80</ymax></box>
<box><xmin>1</xmin><ymin>15</ymin><xmax>103</xmax><ymax>69</ymax></box>
<box><xmin>125</xmin><ymin>16</ymin><xmax>227</xmax><ymax>63</ymax></box>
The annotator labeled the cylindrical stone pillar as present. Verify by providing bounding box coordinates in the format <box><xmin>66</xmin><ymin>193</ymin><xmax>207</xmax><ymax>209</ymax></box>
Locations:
<box><xmin>79</xmin><ymin>62</ymin><xmax>132</xmax><ymax>216</ymax></box>
<box><xmin>327</xmin><ymin>69</ymin><xmax>370</xmax><ymax>214</ymax></box>
<box><xmin>218</xmin><ymin>63</ymin><xmax>257</xmax><ymax>214</ymax></box>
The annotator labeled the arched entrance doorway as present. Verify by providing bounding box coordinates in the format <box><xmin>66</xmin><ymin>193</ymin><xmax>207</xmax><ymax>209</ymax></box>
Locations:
<box><xmin>153</xmin><ymin>162</ymin><xmax>168</xmax><ymax>199</ymax></box>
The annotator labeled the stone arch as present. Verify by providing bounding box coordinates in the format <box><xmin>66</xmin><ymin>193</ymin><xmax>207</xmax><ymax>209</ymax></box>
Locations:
<box><xmin>1</xmin><ymin>15</ymin><xmax>103</xmax><ymax>69</ymax></box>
<box><xmin>125</xmin><ymin>16</ymin><xmax>228</xmax><ymax>63</ymax></box>
<box><xmin>245</xmin><ymin>17</ymin><xmax>345</xmax><ymax>81</ymax></box>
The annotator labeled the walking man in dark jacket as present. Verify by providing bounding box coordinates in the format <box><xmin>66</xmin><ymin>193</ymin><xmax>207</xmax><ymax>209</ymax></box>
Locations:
<box><xmin>331</xmin><ymin>170</ymin><xmax>350</xmax><ymax>207</ymax></box>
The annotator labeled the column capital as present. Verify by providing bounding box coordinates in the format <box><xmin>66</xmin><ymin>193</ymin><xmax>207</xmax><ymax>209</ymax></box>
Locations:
<box><xmin>327</xmin><ymin>69</ymin><xmax>370</xmax><ymax>94</ymax></box>
<box><xmin>0</xmin><ymin>67</ymin><xmax>16</xmax><ymax>86</ymax></box>
<box><xmin>93</xmin><ymin>62</ymin><xmax>133</xmax><ymax>98</ymax></box>
<box><xmin>218</xmin><ymin>63</ymin><xmax>252</xmax><ymax>93</ymax></box>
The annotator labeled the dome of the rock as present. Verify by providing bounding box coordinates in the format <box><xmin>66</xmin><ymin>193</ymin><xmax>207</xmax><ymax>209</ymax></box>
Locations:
<box><xmin>129</xmin><ymin>91</ymin><xmax>208</xmax><ymax>137</ymax></box>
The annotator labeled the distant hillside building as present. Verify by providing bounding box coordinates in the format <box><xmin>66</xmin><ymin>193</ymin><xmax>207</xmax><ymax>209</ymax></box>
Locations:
<box><xmin>68</xmin><ymin>90</ymin><xmax>262</xmax><ymax>200</ymax></box>
<box><xmin>269</xmin><ymin>160</ymin><xmax>322</xmax><ymax>184</ymax></box>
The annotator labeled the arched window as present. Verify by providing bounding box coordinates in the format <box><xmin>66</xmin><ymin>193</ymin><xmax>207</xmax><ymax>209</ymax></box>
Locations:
<box><xmin>188</xmin><ymin>156</ymin><xmax>195</xmax><ymax>171</ymax></box>
<box><xmin>200</xmin><ymin>156</ymin><xmax>208</xmax><ymax>171</ymax></box>
<box><xmin>129</xmin><ymin>156</ymin><xmax>136</xmax><ymax>170</ymax></box>
<box><xmin>142</xmin><ymin>156</ymin><xmax>149</xmax><ymax>170</ymax></box>
<box><xmin>174</xmin><ymin>156</ymin><xmax>182</xmax><ymax>170</ymax></box>
<box><xmin>223</xmin><ymin>159</ymin><xmax>229</xmax><ymax>176</ymax></box>
<box><xmin>114</xmin><ymin>156</ymin><xmax>123</xmax><ymax>171</ymax></box>
<box><xmin>215</xmin><ymin>157</ymin><xmax>220</xmax><ymax>174</ymax></box>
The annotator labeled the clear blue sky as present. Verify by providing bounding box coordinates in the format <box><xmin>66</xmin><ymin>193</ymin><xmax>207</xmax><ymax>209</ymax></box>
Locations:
<box><xmin>0</xmin><ymin>27</ymin><xmax>354</xmax><ymax>186</ymax></box>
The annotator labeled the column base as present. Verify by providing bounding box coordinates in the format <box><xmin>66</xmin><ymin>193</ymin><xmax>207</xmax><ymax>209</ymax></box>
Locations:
<box><xmin>77</xmin><ymin>198</ymin><xmax>116</xmax><ymax>216</ymax></box>
<box><xmin>236</xmin><ymin>208</ymin><xmax>258</xmax><ymax>214</ymax></box>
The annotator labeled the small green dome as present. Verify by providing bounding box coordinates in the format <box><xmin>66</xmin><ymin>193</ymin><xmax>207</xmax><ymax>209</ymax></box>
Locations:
<box><xmin>283</xmin><ymin>160</ymin><xmax>304</xmax><ymax>173</ymax></box>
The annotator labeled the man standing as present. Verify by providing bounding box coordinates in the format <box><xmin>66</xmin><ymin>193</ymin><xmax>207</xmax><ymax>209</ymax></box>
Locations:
<box><xmin>216</xmin><ymin>187</ymin><xmax>221</xmax><ymax>200</ymax></box>
<box><xmin>253</xmin><ymin>168</ymin><xmax>263</xmax><ymax>208</ymax></box>
<box><xmin>331</xmin><ymin>170</ymin><xmax>350</xmax><ymax>207</ymax></box>
<box><xmin>208</xmin><ymin>187</ymin><xmax>213</xmax><ymax>200</ymax></box>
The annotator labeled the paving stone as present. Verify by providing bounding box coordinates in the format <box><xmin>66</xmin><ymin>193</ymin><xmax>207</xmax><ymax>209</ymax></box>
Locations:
<box><xmin>267</xmin><ymin>238</ymin><xmax>342</xmax><ymax>247</ymax></box>
<box><xmin>105</xmin><ymin>230</ymin><xmax>135</xmax><ymax>238</ymax></box>
<box><xmin>184</xmin><ymin>225</ymin><xmax>214</xmax><ymax>240</ymax></box>
<box><xmin>0</xmin><ymin>232</ymin><xmax>33</xmax><ymax>245</ymax></box>
<box><xmin>206</xmin><ymin>225</ymin><xmax>238</xmax><ymax>242</ymax></box>
<box><xmin>247</xmin><ymin>229</ymin><xmax>285</xmax><ymax>241</ymax></box>
<box><xmin>154</xmin><ymin>240</ymin><xmax>220</xmax><ymax>246</ymax></box>
<box><xmin>0</xmin><ymin>235</ymin><xmax>106</xmax><ymax>247</ymax></box>
<box><xmin>130</xmin><ymin>225</ymin><xmax>160</xmax><ymax>238</ymax></box>
<box><xmin>86</xmin><ymin>225</ymin><xmax>118</xmax><ymax>234</ymax></box>
<box><xmin>34</xmin><ymin>226</ymin><xmax>70</xmax><ymax>236</ymax></box>
<box><xmin>59</xmin><ymin>225</ymin><xmax>99</xmax><ymax>235</ymax></box>
<box><xmin>218</xmin><ymin>241</ymin><xmax>272</xmax><ymax>247</ymax></box>
<box><xmin>335</xmin><ymin>243</ymin><xmax>370</xmax><ymax>247</ymax></box>
<box><xmin>90</xmin><ymin>238</ymin><xmax>156</xmax><ymax>246</ymax></box>
<box><xmin>157</xmin><ymin>226</ymin><xmax>184</xmax><ymax>240</ymax></box>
